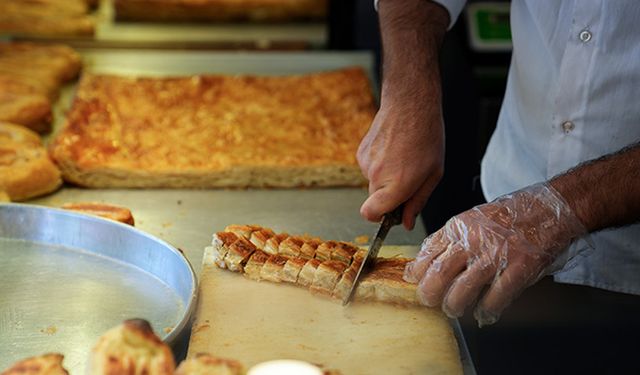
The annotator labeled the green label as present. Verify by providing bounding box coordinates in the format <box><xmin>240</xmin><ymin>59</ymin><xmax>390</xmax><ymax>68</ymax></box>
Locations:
<box><xmin>476</xmin><ymin>10</ymin><xmax>512</xmax><ymax>41</ymax></box>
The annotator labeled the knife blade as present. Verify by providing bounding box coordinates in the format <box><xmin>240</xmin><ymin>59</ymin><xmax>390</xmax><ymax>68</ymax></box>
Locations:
<box><xmin>342</xmin><ymin>205</ymin><xmax>404</xmax><ymax>305</ymax></box>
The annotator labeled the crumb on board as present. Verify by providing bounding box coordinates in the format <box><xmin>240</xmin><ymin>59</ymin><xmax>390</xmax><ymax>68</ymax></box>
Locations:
<box><xmin>163</xmin><ymin>326</ymin><xmax>174</xmax><ymax>334</ymax></box>
<box><xmin>354</xmin><ymin>235</ymin><xmax>369</xmax><ymax>244</ymax></box>
<box><xmin>40</xmin><ymin>325</ymin><xmax>57</xmax><ymax>335</ymax></box>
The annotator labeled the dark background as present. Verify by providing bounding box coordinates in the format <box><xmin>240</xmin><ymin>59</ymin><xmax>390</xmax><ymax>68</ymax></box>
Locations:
<box><xmin>327</xmin><ymin>1</ymin><xmax>640</xmax><ymax>374</ymax></box>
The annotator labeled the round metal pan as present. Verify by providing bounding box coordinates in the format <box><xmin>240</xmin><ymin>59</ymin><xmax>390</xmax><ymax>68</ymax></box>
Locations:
<box><xmin>0</xmin><ymin>203</ymin><xmax>197</xmax><ymax>372</ymax></box>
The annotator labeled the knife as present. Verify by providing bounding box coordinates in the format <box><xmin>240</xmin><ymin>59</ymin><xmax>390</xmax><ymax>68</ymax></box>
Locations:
<box><xmin>342</xmin><ymin>205</ymin><xmax>404</xmax><ymax>305</ymax></box>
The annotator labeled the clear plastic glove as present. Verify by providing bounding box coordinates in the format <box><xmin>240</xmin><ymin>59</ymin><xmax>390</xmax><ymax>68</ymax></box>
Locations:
<box><xmin>404</xmin><ymin>183</ymin><xmax>590</xmax><ymax>326</ymax></box>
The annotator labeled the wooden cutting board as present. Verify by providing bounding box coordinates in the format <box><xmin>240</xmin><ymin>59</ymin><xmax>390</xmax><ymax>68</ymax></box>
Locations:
<box><xmin>188</xmin><ymin>246</ymin><xmax>463</xmax><ymax>375</ymax></box>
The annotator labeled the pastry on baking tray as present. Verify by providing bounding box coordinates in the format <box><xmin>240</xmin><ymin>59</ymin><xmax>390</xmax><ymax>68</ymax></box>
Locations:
<box><xmin>0</xmin><ymin>353</ymin><xmax>69</xmax><ymax>375</ymax></box>
<box><xmin>50</xmin><ymin>67</ymin><xmax>375</xmax><ymax>189</ymax></box>
<box><xmin>0</xmin><ymin>42</ymin><xmax>82</xmax><ymax>133</ymax></box>
<box><xmin>0</xmin><ymin>122</ymin><xmax>62</xmax><ymax>201</ymax></box>
<box><xmin>88</xmin><ymin>319</ymin><xmax>175</xmax><ymax>375</ymax></box>
<box><xmin>176</xmin><ymin>353</ymin><xmax>245</xmax><ymax>375</ymax></box>
<box><xmin>0</xmin><ymin>42</ymin><xmax>82</xmax><ymax>85</ymax></box>
<box><xmin>114</xmin><ymin>0</ymin><xmax>327</xmax><ymax>22</ymax></box>
<box><xmin>0</xmin><ymin>92</ymin><xmax>52</xmax><ymax>134</ymax></box>
<box><xmin>60</xmin><ymin>202</ymin><xmax>135</xmax><ymax>225</ymax></box>
<box><xmin>0</xmin><ymin>0</ymin><xmax>94</xmax><ymax>37</ymax></box>
<box><xmin>205</xmin><ymin>224</ymin><xmax>420</xmax><ymax>305</ymax></box>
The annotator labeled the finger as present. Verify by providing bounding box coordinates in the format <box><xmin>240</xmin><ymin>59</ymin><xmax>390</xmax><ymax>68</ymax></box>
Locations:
<box><xmin>360</xmin><ymin>183</ymin><xmax>411</xmax><ymax>223</ymax></box>
<box><xmin>401</xmin><ymin>173</ymin><xmax>441</xmax><ymax>230</ymax></box>
<box><xmin>442</xmin><ymin>255</ymin><xmax>496</xmax><ymax>318</ymax></box>
<box><xmin>403</xmin><ymin>231</ymin><xmax>446</xmax><ymax>283</ymax></box>
<box><xmin>356</xmin><ymin>134</ymin><xmax>373</xmax><ymax>176</ymax></box>
<box><xmin>473</xmin><ymin>254</ymin><xmax>545</xmax><ymax>326</ymax></box>
<box><xmin>416</xmin><ymin>243</ymin><xmax>468</xmax><ymax>307</ymax></box>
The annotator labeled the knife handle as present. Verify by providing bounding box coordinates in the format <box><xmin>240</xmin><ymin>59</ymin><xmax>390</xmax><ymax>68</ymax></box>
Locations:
<box><xmin>384</xmin><ymin>204</ymin><xmax>404</xmax><ymax>227</ymax></box>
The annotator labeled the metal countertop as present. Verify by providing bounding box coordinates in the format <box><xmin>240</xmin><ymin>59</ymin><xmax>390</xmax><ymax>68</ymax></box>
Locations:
<box><xmin>29</xmin><ymin>49</ymin><xmax>475</xmax><ymax>374</ymax></box>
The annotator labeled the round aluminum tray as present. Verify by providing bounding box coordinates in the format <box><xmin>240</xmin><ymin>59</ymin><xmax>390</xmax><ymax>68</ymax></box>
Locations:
<box><xmin>0</xmin><ymin>203</ymin><xmax>197</xmax><ymax>372</ymax></box>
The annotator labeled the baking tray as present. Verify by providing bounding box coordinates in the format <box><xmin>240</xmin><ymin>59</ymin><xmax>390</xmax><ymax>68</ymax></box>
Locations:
<box><xmin>7</xmin><ymin>0</ymin><xmax>326</xmax><ymax>49</ymax></box>
<box><xmin>0</xmin><ymin>203</ymin><xmax>197</xmax><ymax>373</ymax></box>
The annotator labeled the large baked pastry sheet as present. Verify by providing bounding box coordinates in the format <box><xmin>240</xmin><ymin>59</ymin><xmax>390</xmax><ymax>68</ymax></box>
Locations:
<box><xmin>48</xmin><ymin>50</ymin><xmax>378</xmax><ymax>190</ymax></box>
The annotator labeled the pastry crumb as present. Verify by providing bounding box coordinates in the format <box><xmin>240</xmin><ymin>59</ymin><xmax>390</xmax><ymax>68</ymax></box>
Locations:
<box><xmin>41</xmin><ymin>325</ymin><xmax>57</xmax><ymax>335</ymax></box>
<box><xmin>354</xmin><ymin>235</ymin><xmax>369</xmax><ymax>244</ymax></box>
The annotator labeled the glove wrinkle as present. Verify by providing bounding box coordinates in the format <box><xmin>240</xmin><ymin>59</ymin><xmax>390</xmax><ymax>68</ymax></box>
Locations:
<box><xmin>407</xmin><ymin>182</ymin><xmax>592</xmax><ymax>326</ymax></box>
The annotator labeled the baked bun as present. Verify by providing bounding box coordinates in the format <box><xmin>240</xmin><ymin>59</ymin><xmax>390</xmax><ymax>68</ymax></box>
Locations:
<box><xmin>1</xmin><ymin>353</ymin><xmax>68</xmax><ymax>375</ymax></box>
<box><xmin>175</xmin><ymin>353</ymin><xmax>245</xmax><ymax>375</ymax></box>
<box><xmin>0</xmin><ymin>122</ymin><xmax>62</xmax><ymax>201</ymax></box>
<box><xmin>87</xmin><ymin>319</ymin><xmax>175</xmax><ymax>375</ymax></box>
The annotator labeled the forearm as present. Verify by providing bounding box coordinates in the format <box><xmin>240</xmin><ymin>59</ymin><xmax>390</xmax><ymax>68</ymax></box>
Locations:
<box><xmin>377</xmin><ymin>0</ymin><xmax>449</xmax><ymax>109</ymax></box>
<box><xmin>550</xmin><ymin>142</ymin><xmax>640</xmax><ymax>232</ymax></box>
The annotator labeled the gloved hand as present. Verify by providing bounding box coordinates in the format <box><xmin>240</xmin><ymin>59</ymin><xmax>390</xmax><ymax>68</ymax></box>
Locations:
<box><xmin>404</xmin><ymin>183</ymin><xmax>590</xmax><ymax>326</ymax></box>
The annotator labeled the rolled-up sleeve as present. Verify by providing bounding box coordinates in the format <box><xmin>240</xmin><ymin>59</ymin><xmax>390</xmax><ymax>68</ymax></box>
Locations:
<box><xmin>374</xmin><ymin>0</ymin><xmax>467</xmax><ymax>29</ymax></box>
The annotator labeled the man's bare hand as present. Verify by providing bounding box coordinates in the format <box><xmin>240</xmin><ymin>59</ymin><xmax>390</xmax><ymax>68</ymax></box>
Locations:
<box><xmin>357</xmin><ymin>97</ymin><xmax>444</xmax><ymax>230</ymax></box>
<box><xmin>359</xmin><ymin>0</ymin><xmax>449</xmax><ymax>229</ymax></box>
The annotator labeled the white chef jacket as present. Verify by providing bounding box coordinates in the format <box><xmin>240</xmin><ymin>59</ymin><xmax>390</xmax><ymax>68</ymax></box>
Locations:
<box><xmin>377</xmin><ymin>0</ymin><xmax>640</xmax><ymax>295</ymax></box>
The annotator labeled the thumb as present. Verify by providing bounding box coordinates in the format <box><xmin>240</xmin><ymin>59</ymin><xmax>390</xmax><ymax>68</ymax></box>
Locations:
<box><xmin>360</xmin><ymin>183</ymin><xmax>409</xmax><ymax>223</ymax></box>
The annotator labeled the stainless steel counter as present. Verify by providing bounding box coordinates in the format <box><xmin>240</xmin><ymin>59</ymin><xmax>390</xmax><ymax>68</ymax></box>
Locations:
<box><xmin>28</xmin><ymin>49</ymin><xmax>475</xmax><ymax>374</ymax></box>
<box><xmin>32</xmin><ymin>188</ymin><xmax>421</xmax><ymax>276</ymax></box>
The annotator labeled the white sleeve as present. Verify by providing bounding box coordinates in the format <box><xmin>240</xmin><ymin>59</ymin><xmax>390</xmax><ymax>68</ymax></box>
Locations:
<box><xmin>373</xmin><ymin>0</ymin><xmax>467</xmax><ymax>30</ymax></box>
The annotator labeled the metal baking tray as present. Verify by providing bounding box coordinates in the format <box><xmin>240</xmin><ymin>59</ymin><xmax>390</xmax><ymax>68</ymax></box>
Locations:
<box><xmin>0</xmin><ymin>203</ymin><xmax>197</xmax><ymax>373</ymax></box>
<box><xmin>7</xmin><ymin>0</ymin><xmax>326</xmax><ymax>49</ymax></box>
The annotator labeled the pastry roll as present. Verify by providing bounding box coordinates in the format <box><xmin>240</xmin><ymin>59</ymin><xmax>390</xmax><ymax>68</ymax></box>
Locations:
<box><xmin>260</xmin><ymin>254</ymin><xmax>288</xmax><ymax>283</ymax></box>
<box><xmin>244</xmin><ymin>250</ymin><xmax>270</xmax><ymax>281</ymax></box>
<box><xmin>297</xmin><ymin>258</ymin><xmax>321</xmax><ymax>287</ymax></box>
<box><xmin>281</xmin><ymin>257</ymin><xmax>307</xmax><ymax>283</ymax></box>
<box><xmin>310</xmin><ymin>260</ymin><xmax>348</xmax><ymax>296</ymax></box>
<box><xmin>279</xmin><ymin>236</ymin><xmax>305</xmax><ymax>257</ymax></box>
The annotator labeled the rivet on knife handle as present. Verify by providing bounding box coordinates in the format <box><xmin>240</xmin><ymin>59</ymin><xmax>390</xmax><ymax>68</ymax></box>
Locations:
<box><xmin>342</xmin><ymin>204</ymin><xmax>404</xmax><ymax>306</ymax></box>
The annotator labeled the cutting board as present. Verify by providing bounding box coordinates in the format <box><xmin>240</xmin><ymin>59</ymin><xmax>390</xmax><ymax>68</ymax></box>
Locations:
<box><xmin>188</xmin><ymin>246</ymin><xmax>463</xmax><ymax>375</ymax></box>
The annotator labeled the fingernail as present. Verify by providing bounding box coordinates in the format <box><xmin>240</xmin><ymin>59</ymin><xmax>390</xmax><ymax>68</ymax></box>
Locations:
<box><xmin>474</xmin><ymin>308</ymin><xmax>499</xmax><ymax>327</ymax></box>
<box><xmin>417</xmin><ymin>289</ymin><xmax>436</xmax><ymax>307</ymax></box>
<box><xmin>442</xmin><ymin>304</ymin><xmax>463</xmax><ymax>319</ymax></box>
<box><xmin>403</xmin><ymin>261</ymin><xmax>419</xmax><ymax>283</ymax></box>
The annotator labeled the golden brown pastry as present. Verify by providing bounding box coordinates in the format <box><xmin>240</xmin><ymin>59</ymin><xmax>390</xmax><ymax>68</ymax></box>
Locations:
<box><xmin>0</xmin><ymin>42</ymin><xmax>82</xmax><ymax>133</ymax></box>
<box><xmin>0</xmin><ymin>0</ymin><xmax>94</xmax><ymax>37</ymax></box>
<box><xmin>50</xmin><ymin>68</ymin><xmax>374</xmax><ymax>189</ymax></box>
<box><xmin>208</xmin><ymin>225</ymin><xmax>420</xmax><ymax>305</ymax></box>
<box><xmin>0</xmin><ymin>42</ymin><xmax>82</xmax><ymax>84</ymax></box>
<box><xmin>114</xmin><ymin>0</ymin><xmax>327</xmax><ymax>22</ymax></box>
<box><xmin>0</xmin><ymin>353</ymin><xmax>68</xmax><ymax>375</ymax></box>
<box><xmin>61</xmin><ymin>202</ymin><xmax>135</xmax><ymax>225</ymax></box>
<box><xmin>87</xmin><ymin>319</ymin><xmax>175</xmax><ymax>375</ymax></box>
<box><xmin>0</xmin><ymin>122</ymin><xmax>62</xmax><ymax>201</ymax></box>
<box><xmin>175</xmin><ymin>353</ymin><xmax>244</xmax><ymax>375</ymax></box>
<box><xmin>0</xmin><ymin>122</ymin><xmax>41</xmax><ymax>144</ymax></box>
<box><xmin>297</xmin><ymin>258</ymin><xmax>321</xmax><ymax>287</ymax></box>
<box><xmin>243</xmin><ymin>249</ymin><xmax>270</xmax><ymax>280</ymax></box>
<box><xmin>0</xmin><ymin>92</ymin><xmax>52</xmax><ymax>134</ymax></box>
